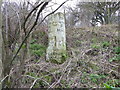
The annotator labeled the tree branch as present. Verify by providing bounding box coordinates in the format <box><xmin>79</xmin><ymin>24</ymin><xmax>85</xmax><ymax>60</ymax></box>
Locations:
<box><xmin>10</xmin><ymin>2</ymin><xmax>49</xmax><ymax>65</ymax></box>
<box><xmin>10</xmin><ymin>0</ymin><xmax>68</xmax><ymax>66</ymax></box>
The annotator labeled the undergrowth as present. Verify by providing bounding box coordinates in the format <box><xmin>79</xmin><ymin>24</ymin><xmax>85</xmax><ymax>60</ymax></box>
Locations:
<box><xmin>9</xmin><ymin>25</ymin><xmax>119</xmax><ymax>88</ymax></box>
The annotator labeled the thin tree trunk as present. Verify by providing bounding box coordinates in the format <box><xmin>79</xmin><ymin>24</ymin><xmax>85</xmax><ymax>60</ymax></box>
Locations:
<box><xmin>0</xmin><ymin>0</ymin><xmax>3</xmax><ymax>89</ymax></box>
<box><xmin>2</xmin><ymin>3</ymin><xmax>13</xmax><ymax>88</ymax></box>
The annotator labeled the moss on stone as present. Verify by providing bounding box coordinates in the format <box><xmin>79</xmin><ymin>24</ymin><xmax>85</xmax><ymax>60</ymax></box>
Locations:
<box><xmin>49</xmin><ymin>52</ymin><xmax>67</xmax><ymax>64</ymax></box>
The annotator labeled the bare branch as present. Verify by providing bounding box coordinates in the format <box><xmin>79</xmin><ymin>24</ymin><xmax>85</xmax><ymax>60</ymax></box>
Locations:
<box><xmin>10</xmin><ymin>0</ymin><xmax>68</xmax><ymax>66</ymax></box>
<box><xmin>23</xmin><ymin>2</ymin><xmax>44</xmax><ymax>29</ymax></box>
<box><xmin>10</xmin><ymin>2</ymin><xmax>49</xmax><ymax>65</ymax></box>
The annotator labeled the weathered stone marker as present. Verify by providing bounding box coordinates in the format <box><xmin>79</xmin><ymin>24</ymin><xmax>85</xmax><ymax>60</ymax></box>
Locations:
<box><xmin>46</xmin><ymin>12</ymin><xmax>66</xmax><ymax>64</ymax></box>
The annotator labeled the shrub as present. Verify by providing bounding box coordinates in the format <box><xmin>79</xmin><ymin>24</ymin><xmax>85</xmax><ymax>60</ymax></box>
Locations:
<box><xmin>101</xmin><ymin>41</ymin><xmax>110</xmax><ymax>48</ymax></box>
<box><xmin>91</xmin><ymin>44</ymin><xmax>100</xmax><ymax>49</ymax></box>
<box><xmin>30</xmin><ymin>43</ymin><xmax>46</xmax><ymax>57</ymax></box>
<box><xmin>114</xmin><ymin>47</ymin><xmax>120</xmax><ymax>54</ymax></box>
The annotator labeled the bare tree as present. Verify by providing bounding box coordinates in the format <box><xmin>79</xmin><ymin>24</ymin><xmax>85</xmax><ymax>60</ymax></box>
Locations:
<box><xmin>1</xmin><ymin>0</ymin><xmax>68</xmax><ymax>88</ymax></box>
<box><xmin>65</xmin><ymin>2</ymin><xmax>94</xmax><ymax>28</ymax></box>
<box><xmin>0</xmin><ymin>0</ymin><xmax>3</xmax><ymax>89</ymax></box>
<box><xmin>65</xmin><ymin>2</ymin><xmax>120</xmax><ymax>28</ymax></box>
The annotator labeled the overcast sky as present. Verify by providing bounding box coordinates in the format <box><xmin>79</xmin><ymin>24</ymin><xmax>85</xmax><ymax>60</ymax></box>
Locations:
<box><xmin>7</xmin><ymin>0</ymin><xmax>77</xmax><ymax>13</ymax></box>
<box><xmin>6</xmin><ymin>0</ymin><xmax>119</xmax><ymax>14</ymax></box>
<box><xmin>8</xmin><ymin>0</ymin><xmax>77</xmax><ymax>7</ymax></box>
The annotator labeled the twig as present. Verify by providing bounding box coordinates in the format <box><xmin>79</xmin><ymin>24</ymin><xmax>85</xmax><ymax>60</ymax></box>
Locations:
<box><xmin>41</xmin><ymin>79</ymin><xmax>50</xmax><ymax>86</ymax></box>
<box><xmin>22</xmin><ymin>75</ymin><xmax>36</xmax><ymax>79</ymax></box>
<box><xmin>48</xmin><ymin>53</ymin><xmax>73</xmax><ymax>88</ymax></box>
<box><xmin>30</xmin><ymin>78</ymin><xmax>50</xmax><ymax>89</ymax></box>
<box><xmin>10</xmin><ymin>0</ymin><xmax>68</xmax><ymax>66</ymax></box>
<box><xmin>10</xmin><ymin>2</ymin><xmax>49</xmax><ymax>65</ymax></box>
<box><xmin>29</xmin><ymin>79</ymin><xmax>38</xmax><ymax>89</ymax></box>
<box><xmin>0</xmin><ymin>75</ymin><xmax>9</xmax><ymax>84</ymax></box>
<box><xmin>22</xmin><ymin>68</ymin><xmax>65</xmax><ymax>89</ymax></box>
<box><xmin>0</xmin><ymin>65</ymin><xmax>18</xmax><ymax>84</ymax></box>
<box><xmin>2</xmin><ymin>30</ymin><xmax>17</xmax><ymax>41</ymax></box>
<box><xmin>23</xmin><ymin>2</ymin><xmax>44</xmax><ymax>29</ymax></box>
<box><xmin>48</xmin><ymin>50</ymin><xmax>76</xmax><ymax>88</ymax></box>
<box><xmin>39</xmin><ymin>0</ymin><xmax>68</xmax><ymax>25</ymax></box>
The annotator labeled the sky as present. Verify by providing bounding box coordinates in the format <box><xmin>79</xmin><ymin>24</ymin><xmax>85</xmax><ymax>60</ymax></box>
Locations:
<box><xmin>8</xmin><ymin>0</ymin><xmax>77</xmax><ymax>7</ymax></box>
<box><xmin>5</xmin><ymin>0</ymin><xmax>119</xmax><ymax>14</ymax></box>
<box><xmin>6</xmin><ymin>0</ymin><xmax>77</xmax><ymax>14</ymax></box>
<box><xmin>44</xmin><ymin>0</ymin><xmax>77</xmax><ymax>13</ymax></box>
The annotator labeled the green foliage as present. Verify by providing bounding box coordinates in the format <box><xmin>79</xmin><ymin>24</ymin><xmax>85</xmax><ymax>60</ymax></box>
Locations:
<box><xmin>109</xmin><ymin>47</ymin><xmax>120</xmax><ymax>62</ymax></box>
<box><xmin>55</xmin><ymin>71</ymin><xmax>62</xmax><ymax>79</ymax></box>
<box><xmin>30</xmin><ymin>43</ymin><xmax>45</xmax><ymax>50</ymax></box>
<box><xmin>103</xmin><ymin>83</ymin><xmax>115</xmax><ymax>89</ymax></box>
<box><xmin>103</xmin><ymin>83</ymin><xmax>120</xmax><ymax>89</ymax></box>
<box><xmin>109</xmin><ymin>54</ymin><xmax>120</xmax><ymax>62</ymax></box>
<box><xmin>91</xmin><ymin>41</ymin><xmax>110</xmax><ymax>49</ymax></box>
<box><xmin>33</xmin><ymin>75</ymin><xmax>52</xmax><ymax>88</ymax></box>
<box><xmin>114</xmin><ymin>47</ymin><xmax>120</xmax><ymax>54</ymax></box>
<box><xmin>88</xmin><ymin>63</ymin><xmax>99</xmax><ymax>70</ymax></box>
<box><xmin>91</xmin><ymin>38</ymin><xmax>97</xmax><ymax>43</ymax></box>
<box><xmin>50</xmin><ymin>52</ymin><xmax>67</xmax><ymax>64</ymax></box>
<box><xmin>21</xmin><ymin>43</ymin><xmax>26</xmax><ymax>49</ymax></box>
<box><xmin>34</xmin><ymin>59</ymin><xmax>39</xmax><ymax>63</ymax></box>
<box><xmin>30</xmin><ymin>43</ymin><xmax>46</xmax><ymax>57</ymax></box>
<box><xmin>105</xmin><ymin>79</ymin><xmax>120</xmax><ymax>88</ymax></box>
<box><xmin>31</xmin><ymin>49</ymin><xmax>45</xmax><ymax>57</ymax></box>
<box><xmin>61</xmin><ymin>53</ymin><xmax>67</xmax><ymax>61</ymax></box>
<box><xmin>75</xmin><ymin>40</ymin><xmax>82</xmax><ymax>46</ymax></box>
<box><xmin>6</xmin><ymin>80</ymin><xmax>11</xmax><ymax>88</ymax></box>
<box><xmin>89</xmin><ymin>74</ymin><xmax>106</xmax><ymax>84</ymax></box>
<box><xmin>44</xmin><ymin>75</ymin><xmax>52</xmax><ymax>83</ymax></box>
<box><xmin>39</xmin><ymin>31</ymin><xmax>46</xmax><ymax>37</ymax></box>
<box><xmin>26</xmin><ymin>72</ymin><xmax>38</xmax><ymax>78</ymax></box>
<box><xmin>91</xmin><ymin>44</ymin><xmax>100</xmax><ymax>49</ymax></box>
<box><xmin>33</xmin><ymin>80</ymin><xmax>48</xmax><ymax>88</ymax></box>
<box><xmin>60</xmin><ymin>80</ymin><xmax>71</xmax><ymax>88</ymax></box>
<box><xmin>101</xmin><ymin>41</ymin><xmax>110</xmax><ymax>48</ymax></box>
<box><xmin>30</xmin><ymin>39</ymin><xmax>37</xmax><ymax>44</ymax></box>
<box><xmin>81</xmin><ymin>72</ymin><xmax>89</xmax><ymax>83</ymax></box>
<box><xmin>26</xmin><ymin>72</ymin><xmax>52</xmax><ymax>88</ymax></box>
<box><xmin>76</xmin><ymin>40</ymin><xmax>82</xmax><ymax>44</ymax></box>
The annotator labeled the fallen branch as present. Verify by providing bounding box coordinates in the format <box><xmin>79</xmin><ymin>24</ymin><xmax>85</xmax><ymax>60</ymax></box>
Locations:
<box><xmin>48</xmin><ymin>60</ymin><xmax>72</xmax><ymax>88</ymax></box>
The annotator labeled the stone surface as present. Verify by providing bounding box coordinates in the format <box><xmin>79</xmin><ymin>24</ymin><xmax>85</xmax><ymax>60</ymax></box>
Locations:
<box><xmin>46</xmin><ymin>12</ymin><xmax>66</xmax><ymax>64</ymax></box>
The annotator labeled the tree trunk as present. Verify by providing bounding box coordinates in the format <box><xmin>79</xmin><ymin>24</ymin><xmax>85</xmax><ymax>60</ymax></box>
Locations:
<box><xmin>0</xmin><ymin>0</ymin><xmax>3</xmax><ymax>89</ymax></box>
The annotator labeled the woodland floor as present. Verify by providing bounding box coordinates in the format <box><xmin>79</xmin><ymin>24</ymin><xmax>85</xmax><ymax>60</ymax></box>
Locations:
<box><xmin>12</xmin><ymin>24</ymin><xmax>119</xmax><ymax>88</ymax></box>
